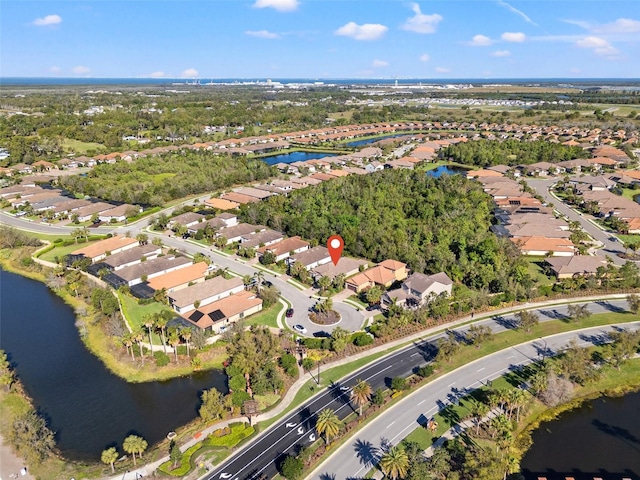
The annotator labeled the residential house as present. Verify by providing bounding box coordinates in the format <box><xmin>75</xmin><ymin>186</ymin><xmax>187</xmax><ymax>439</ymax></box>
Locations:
<box><xmin>345</xmin><ymin>260</ymin><xmax>407</xmax><ymax>293</ymax></box>
<box><xmin>257</xmin><ymin>236</ymin><xmax>310</xmax><ymax>262</ymax></box>
<box><xmin>311</xmin><ymin>257</ymin><xmax>369</xmax><ymax>282</ymax></box>
<box><xmin>147</xmin><ymin>262</ymin><xmax>209</xmax><ymax>293</ymax></box>
<box><xmin>204</xmin><ymin>198</ymin><xmax>240</xmax><ymax>211</ymax></box>
<box><xmin>545</xmin><ymin>256</ymin><xmax>608</xmax><ymax>280</ymax></box>
<box><xmin>168</xmin><ymin>276</ymin><xmax>245</xmax><ymax>314</ymax></box>
<box><xmin>510</xmin><ymin>236</ymin><xmax>575</xmax><ymax>256</ymax></box>
<box><xmin>69</xmin><ymin>235</ymin><xmax>139</xmax><ymax>264</ymax></box>
<box><xmin>287</xmin><ymin>246</ymin><xmax>331</xmax><ymax>271</ymax></box>
<box><xmin>217</xmin><ymin>223</ymin><xmax>266</xmax><ymax>244</ymax></box>
<box><xmin>365</xmin><ymin>161</ymin><xmax>384</xmax><ymax>173</ymax></box>
<box><xmin>169</xmin><ymin>212</ymin><xmax>205</xmax><ymax>228</ymax></box>
<box><xmin>75</xmin><ymin>202</ymin><xmax>114</xmax><ymax>222</ymax></box>
<box><xmin>182</xmin><ymin>290</ymin><xmax>263</xmax><ymax>332</ymax></box>
<box><xmin>383</xmin><ymin>272</ymin><xmax>453</xmax><ymax>308</ymax></box>
<box><xmin>99</xmin><ymin>244</ymin><xmax>162</xmax><ymax>271</ymax></box>
<box><xmin>238</xmin><ymin>229</ymin><xmax>284</xmax><ymax>250</ymax></box>
<box><xmin>99</xmin><ymin>204</ymin><xmax>141</xmax><ymax>223</ymax></box>
<box><xmin>104</xmin><ymin>255</ymin><xmax>192</xmax><ymax>288</ymax></box>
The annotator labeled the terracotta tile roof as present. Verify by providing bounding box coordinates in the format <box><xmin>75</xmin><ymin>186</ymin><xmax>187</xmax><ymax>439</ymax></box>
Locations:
<box><xmin>511</xmin><ymin>236</ymin><xmax>574</xmax><ymax>253</ymax></box>
<box><xmin>378</xmin><ymin>259</ymin><xmax>406</xmax><ymax>272</ymax></box>
<box><xmin>257</xmin><ymin>236</ymin><xmax>309</xmax><ymax>257</ymax></box>
<box><xmin>205</xmin><ymin>198</ymin><xmax>240</xmax><ymax>210</ymax></box>
<box><xmin>71</xmin><ymin>235</ymin><xmax>138</xmax><ymax>259</ymax></box>
<box><xmin>147</xmin><ymin>262</ymin><xmax>209</xmax><ymax>291</ymax></box>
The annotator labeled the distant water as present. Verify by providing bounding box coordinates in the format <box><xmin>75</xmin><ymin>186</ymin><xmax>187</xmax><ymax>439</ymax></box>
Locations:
<box><xmin>2</xmin><ymin>77</ymin><xmax>639</xmax><ymax>87</ymax></box>
<box><xmin>426</xmin><ymin>165</ymin><xmax>468</xmax><ymax>177</ymax></box>
<box><xmin>345</xmin><ymin>134</ymin><xmax>408</xmax><ymax>148</ymax></box>
<box><xmin>262</xmin><ymin>151</ymin><xmax>338</xmax><ymax>165</ymax></box>
<box><xmin>521</xmin><ymin>391</ymin><xmax>640</xmax><ymax>480</ymax></box>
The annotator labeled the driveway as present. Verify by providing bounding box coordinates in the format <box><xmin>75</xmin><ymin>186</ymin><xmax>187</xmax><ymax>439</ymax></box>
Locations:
<box><xmin>527</xmin><ymin>178</ymin><xmax>627</xmax><ymax>265</ymax></box>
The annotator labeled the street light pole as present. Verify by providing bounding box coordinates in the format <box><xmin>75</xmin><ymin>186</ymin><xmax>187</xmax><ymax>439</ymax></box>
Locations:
<box><xmin>317</xmin><ymin>362</ymin><xmax>320</xmax><ymax>385</ymax></box>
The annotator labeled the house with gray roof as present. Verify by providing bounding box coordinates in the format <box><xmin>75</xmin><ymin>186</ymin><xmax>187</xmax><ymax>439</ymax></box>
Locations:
<box><xmin>383</xmin><ymin>272</ymin><xmax>453</xmax><ymax>308</ymax></box>
<box><xmin>168</xmin><ymin>276</ymin><xmax>245</xmax><ymax>314</ymax></box>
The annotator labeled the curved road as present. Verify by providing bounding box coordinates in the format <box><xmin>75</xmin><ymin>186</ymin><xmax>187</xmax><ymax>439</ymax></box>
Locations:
<box><xmin>527</xmin><ymin>178</ymin><xmax>627</xmax><ymax>264</ymax></box>
<box><xmin>200</xmin><ymin>298</ymin><xmax>635</xmax><ymax>480</ymax></box>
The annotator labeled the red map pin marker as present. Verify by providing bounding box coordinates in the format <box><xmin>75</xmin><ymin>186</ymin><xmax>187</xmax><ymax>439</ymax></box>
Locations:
<box><xmin>327</xmin><ymin>235</ymin><xmax>344</xmax><ymax>266</ymax></box>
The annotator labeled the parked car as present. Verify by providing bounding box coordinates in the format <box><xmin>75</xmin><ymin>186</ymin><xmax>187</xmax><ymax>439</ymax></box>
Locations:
<box><xmin>286</xmin><ymin>308</ymin><xmax>294</xmax><ymax>318</ymax></box>
<box><xmin>293</xmin><ymin>324</ymin><xmax>307</xmax><ymax>334</ymax></box>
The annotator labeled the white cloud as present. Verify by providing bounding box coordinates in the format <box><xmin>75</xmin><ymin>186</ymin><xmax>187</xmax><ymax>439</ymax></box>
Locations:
<box><xmin>149</xmin><ymin>71</ymin><xmax>165</xmax><ymax>78</ymax></box>
<box><xmin>491</xmin><ymin>50</ymin><xmax>511</xmax><ymax>57</ymax></box>
<box><xmin>181</xmin><ymin>68</ymin><xmax>199</xmax><ymax>77</ymax></box>
<box><xmin>496</xmin><ymin>1</ymin><xmax>537</xmax><ymax>26</ymax></box>
<box><xmin>402</xmin><ymin>3</ymin><xmax>443</xmax><ymax>34</ymax></box>
<box><xmin>372</xmin><ymin>59</ymin><xmax>389</xmax><ymax>68</ymax></box>
<box><xmin>435</xmin><ymin>66</ymin><xmax>450</xmax><ymax>73</ymax></box>
<box><xmin>33</xmin><ymin>14</ymin><xmax>62</xmax><ymax>26</ymax></box>
<box><xmin>246</xmin><ymin>30</ymin><xmax>280</xmax><ymax>39</ymax></box>
<box><xmin>419</xmin><ymin>53</ymin><xmax>430</xmax><ymax>62</ymax></box>
<box><xmin>253</xmin><ymin>0</ymin><xmax>298</xmax><ymax>12</ymax></box>
<box><xmin>575</xmin><ymin>36</ymin><xmax>619</xmax><ymax>56</ymax></box>
<box><xmin>502</xmin><ymin>31</ymin><xmax>526</xmax><ymax>42</ymax></box>
<box><xmin>49</xmin><ymin>66</ymin><xmax>61</xmax><ymax>73</ymax></box>
<box><xmin>594</xmin><ymin>18</ymin><xmax>640</xmax><ymax>34</ymax></box>
<box><xmin>335</xmin><ymin>22</ymin><xmax>388</xmax><ymax>41</ymax></box>
<box><xmin>72</xmin><ymin>66</ymin><xmax>90</xmax><ymax>74</ymax></box>
<box><xmin>469</xmin><ymin>34</ymin><xmax>493</xmax><ymax>46</ymax></box>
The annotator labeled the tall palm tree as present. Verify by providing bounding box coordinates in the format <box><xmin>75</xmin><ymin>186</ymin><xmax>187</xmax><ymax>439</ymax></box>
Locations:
<box><xmin>379</xmin><ymin>445</ymin><xmax>409</xmax><ymax>480</ymax></box>
<box><xmin>143</xmin><ymin>314</ymin><xmax>155</xmax><ymax>355</ymax></box>
<box><xmin>154</xmin><ymin>313</ymin><xmax>169</xmax><ymax>355</ymax></box>
<box><xmin>351</xmin><ymin>379</ymin><xmax>372</xmax><ymax>416</ymax></box>
<box><xmin>133</xmin><ymin>328</ymin><xmax>145</xmax><ymax>362</ymax></box>
<box><xmin>315</xmin><ymin>408</ymin><xmax>342</xmax><ymax>445</ymax></box>
<box><xmin>122</xmin><ymin>435</ymin><xmax>147</xmax><ymax>466</ymax></box>
<box><xmin>180</xmin><ymin>327</ymin><xmax>192</xmax><ymax>357</ymax></box>
<box><xmin>168</xmin><ymin>328</ymin><xmax>181</xmax><ymax>362</ymax></box>
<box><xmin>101</xmin><ymin>447</ymin><xmax>118</xmax><ymax>474</ymax></box>
<box><xmin>470</xmin><ymin>400</ymin><xmax>490</xmax><ymax>435</ymax></box>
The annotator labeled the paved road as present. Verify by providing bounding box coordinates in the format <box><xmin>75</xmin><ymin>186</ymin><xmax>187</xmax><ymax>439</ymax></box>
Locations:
<box><xmin>309</xmin><ymin>319</ymin><xmax>640</xmax><ymax>480</ymax></box>
<box><xmin>527</xmin><ymin>178</ymin><xmax>627</xmax><ymax>265</ymax></box>
<box><xmin>1</xmin><ymin>208</ymin><xmax>366</xmax><ymax>336</ymax></box>
<box><xmin>202</xmin><ymin>298</ymin><xmax>633</xmax><ymax>480</ymax></box>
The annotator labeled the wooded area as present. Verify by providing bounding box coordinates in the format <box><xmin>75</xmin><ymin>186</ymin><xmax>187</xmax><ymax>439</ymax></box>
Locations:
<box><xmin>242</xmin><ymin>170</ymin><xmax>528</xmax><ymax>291</ymax></box>
<box><xmin>58</xmin><ymin>151</ymin><xmax>275</xmax><ymax>205</ymax></box>
<box><xmin>441</xmin><ymin>139</ymin><xmax>588</xmax><ymax>167</ymax></box>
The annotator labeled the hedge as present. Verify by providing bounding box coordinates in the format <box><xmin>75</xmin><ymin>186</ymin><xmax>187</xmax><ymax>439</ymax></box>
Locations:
<box><xmin>205</xmin><ymin>423</ymin><xmax>254</xmax><ymax>448</ymax></box>
<box><xmin>158</xmin><ymin>443</ymin><xmax>202</xmax><ymax>476</ymax></box>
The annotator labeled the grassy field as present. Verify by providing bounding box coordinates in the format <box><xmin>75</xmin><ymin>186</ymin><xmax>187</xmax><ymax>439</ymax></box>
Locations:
<box><xmin>244</xmin><ymin>302</ymin><xmax>283</xmax><ymax>329</ymax></box>
<box><xmin>118</xmin><ymin>291</ymin><xmax>174</xmax><ymax>333</ymax></box>
<box><xmin>525</xmin><ymin>258</ymin><xmax>555</xmax><ymax>286</ymax></box>
<box><xmin>38</xmin><ymin>241</ymin><xmax>87</xmax><ymax>263</ymax></box>
<box><xmin>62</xmin><ymin>138</ymin><xmax>104</xmax><ymax>154</ymax></box>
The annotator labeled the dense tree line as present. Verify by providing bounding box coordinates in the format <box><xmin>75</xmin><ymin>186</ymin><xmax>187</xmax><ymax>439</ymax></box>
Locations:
<box><xmin>441</xmin><ymin>139</ymin><xmax>588</xmax><ymax>167</ymax></box>
<box><xmin>242</xmin><ymin>170</ymin><xmax>527</xmax><ymax>291</ymax></box>
<box><xmin>58</xmin><ymin>151</ymin><xmax>275</xmax><ymax>205</ymax></box>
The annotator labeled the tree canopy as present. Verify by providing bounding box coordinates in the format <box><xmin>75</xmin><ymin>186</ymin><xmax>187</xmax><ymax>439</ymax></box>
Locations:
<box><xmin>242</xmin><ymin>170</ymin><xmax>526</xmax><ymax>292</ymax></box>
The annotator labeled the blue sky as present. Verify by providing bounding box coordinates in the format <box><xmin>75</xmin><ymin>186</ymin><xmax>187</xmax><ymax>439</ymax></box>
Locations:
<box><xmin>1</xmin><ymin>0</ymin><xmax>639</xmax><ymax>79</ymax></box>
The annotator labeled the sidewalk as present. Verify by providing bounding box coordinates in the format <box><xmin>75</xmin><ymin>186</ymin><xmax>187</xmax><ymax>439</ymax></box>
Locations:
<box><xmin>106</xmin><ymin>292</ymin><xmax>630</xmax><ymax>479</ymax></box>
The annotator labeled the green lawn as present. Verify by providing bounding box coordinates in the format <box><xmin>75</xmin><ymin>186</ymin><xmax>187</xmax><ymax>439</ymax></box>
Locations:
<box><xmin>525</xmin><ymin>259</ymin><xmax>555</xmax><ymax>286</ymax></box>
<box><xmin>617</xmin><ymin>234</ymin><xmax>640</xmax><ymax>246</ymax></box>
<box><xmin>619</xmin><ymin>188</ymin><xmax>639</xmax><ymax>202</ymax></box>
<box><xmin>62</xmin><ymin>138</ymin><xmax>105</xmax><ymax>154</ymax></box>
<box><xmin>244</xmin><ymin>302</ymin><xmax>283</xmax><ymax>328</ymax></box>
<box><xmin>118</xmin><ymin>291</ymin><xmax>174</xmax><ymax>334</ymax></box>
<box><xmin>38</xmin><ymin>242</ymin><xmax>87</xmax><ymax>263</ymax></box>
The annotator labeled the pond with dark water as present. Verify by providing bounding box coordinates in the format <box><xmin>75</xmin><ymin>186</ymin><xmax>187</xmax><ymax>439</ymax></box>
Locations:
<box><xmin>0</xmin><ymin>269</ymin><xmax>227</xmax><ymax>461</ymax></box>
<box><xmin>425</xmin><ymin>165</ymin><xmax>469</xmax><ymax>177</ymax></box>
<box><xmin>343</xmin><ymin>133</ymin><xmax>408</xmax><ymax>148</ymax></box>
<box><xmin>262</xmin><ymin>151</ymin><xmax>338</xmax><ymax>165</ymax></box>
<box><xmin>520</xmin><ymin>390</ymin><xmax>640</xmax><ymax>480</ymax></box>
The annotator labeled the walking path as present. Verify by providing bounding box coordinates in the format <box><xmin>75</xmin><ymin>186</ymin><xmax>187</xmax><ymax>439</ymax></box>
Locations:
<box><xmin>100</xmin><ymin>291</ymin><xmax>630</xmax><ymax>479</ymax></box>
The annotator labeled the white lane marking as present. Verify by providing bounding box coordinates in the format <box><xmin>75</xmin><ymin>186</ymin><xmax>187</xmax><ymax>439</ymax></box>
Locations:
<box><xmin>417</xmin><ymin>399</ymin><xmax>426</xmax><ymax>405</ymax></box>
<box><xmin>411</xmin><ymin>352</ymin><xmax>420</xmax><ymax>357</ymax></box>
<box><xmin>220</xmin><ymin>474</ymin><xmax>232</xmax><ymax>479</ymax></box>
<box><xmin>506</xmin><ymin>355</ymin><xmax>515</xmax><ymax>359</ymax></box>
<box><xmin>285</xmin><ymin>423</ymin><xmax>296</xmax><ymax>428</ymax></box>
<box><xmin>477</xmin><ymin>367</ymin><xmax>485</xmax><ymax>372</ymax></box>
<box><xmin>448</xmin><ymin>382</ymin><xmax>456</xmax><ymax>387</ymax></box>
<box><xmin>297</xmin><ymin>426</ymin><xmax>305</xmax><ymax>435</ymax></box>
<box><xmin>387</xmin><ymin>421</ymin><xmax>395</xmax><ymax>428</ymax></box>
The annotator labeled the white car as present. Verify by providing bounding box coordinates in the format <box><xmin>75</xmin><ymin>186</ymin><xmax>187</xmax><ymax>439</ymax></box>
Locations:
<box><xmin>293</xmin><ymin>324</ymin><xmax>307</xmax><ymax>334</ymax></box>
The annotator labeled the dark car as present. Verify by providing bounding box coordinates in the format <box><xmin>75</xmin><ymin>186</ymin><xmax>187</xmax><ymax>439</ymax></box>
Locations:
<box><xmin>286</xmin><ymin>308</ymin><xmax>294</xmax><ymax>318</ymax></box>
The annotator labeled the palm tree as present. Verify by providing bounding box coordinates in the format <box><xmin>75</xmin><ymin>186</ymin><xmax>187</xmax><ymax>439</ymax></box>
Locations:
<box><xmin>136</xmin><ymin>233</ymin><xmax>148</xmax><ymax>245</ymax></box>
<box><xmin>315</xmin><ymin>408</ymin><xmax>342</xmax><ymax>444</ymax></box>
<box><xmin>133</xmin><ymin>328</ymin><xmax>145</xmax><ymax>361</ymax></box>
<box><xmin>180</xmin><ymin>327</ymin><xmax>192</xmax><ymax>357</ymax></box>
<box><xmin>510</xmin><ymin>388</ymin><xmax>527</xmax><ymax>423</ymax></box>
<box><xmin>253</xmin><ymin>271</ymin><xmax>265</xmax><ymax>294</ymax></box>
<box><xmin>154</xmin><ymin>313</ymin><xmax>169</xmax><ymax>355</ymax></box>
<box><xmin>379</xmin><ymin>445</ymin><xmax>409</xmax><ymax>480</ymax></box>
<box><xmin>122</xmin><ymin>435</ymin><xmax>147</xmax><ymax>466</ymax></box>
<box><xmin>470</xmin><ymin>400</ymin><xmax>490</xmax><ymax>435</ymax></box>
<box><xmin>143</xmin><ymin>314</ymin><xmax>155</xmax><ymax>355</ymax></box>
<box><xmin>101</xmin><ymin>447</ymin><xmax>118</xmax><ymax>473</ymax></box>
<box><xmin>168</xmin><ymin>328</ymin><xmax>181</xmax><ymax>362</ymax></box>
<box><xmin>351</xmin><ymin>379</ymin><xmax>372</xmax><ymax>416</ymax></box>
